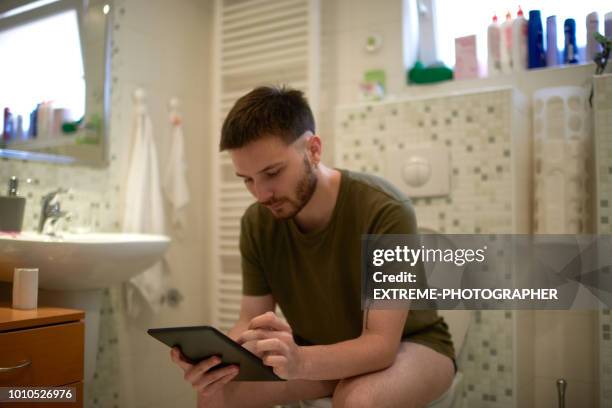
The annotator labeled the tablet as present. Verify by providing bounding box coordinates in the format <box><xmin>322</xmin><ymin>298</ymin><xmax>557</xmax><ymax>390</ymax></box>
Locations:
<box><xmin>147</xmin><ymin>325</ymin><xmax>284</xmax><ymax>381</ymax></box>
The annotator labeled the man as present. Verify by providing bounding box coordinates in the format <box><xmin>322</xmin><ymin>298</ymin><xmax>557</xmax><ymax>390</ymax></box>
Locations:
<box><xmin>171</xmin><ymin>86</ymin><xmax>455</xmax><ymax>407</ymax></box>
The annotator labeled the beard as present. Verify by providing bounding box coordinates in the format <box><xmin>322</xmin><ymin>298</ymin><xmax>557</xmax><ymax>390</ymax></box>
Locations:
<box><xmin>264</xmin><ymin>154</ymin><xmax>317</xmax><ymax>220</ymax></box>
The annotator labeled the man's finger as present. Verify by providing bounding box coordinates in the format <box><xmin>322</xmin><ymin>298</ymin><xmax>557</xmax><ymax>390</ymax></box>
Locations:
<box><xmin>170</xmin><ymin>347</ymin><xmax>193</xmax><ymax>372</ymax></box>
<box><xmin>198</xmin><ymin>368</ymin><xmax>239</xmax><ymax>397</ymax></box>
<box><xmin>193</xmin><ymin>365</ymin><xmax>239</xmax><ymax>392</ymax></box>
<box><xmin>263</xmin><ymin>354</ymin><xmax>287</xmax><ymax>367</ymax></box>
<box><xmin>256</xmin><ymin>338</ymin><xmax>288</xmax><ymax>355</ymax></box>
<box><xmin>184</xmin><ymin>356</ymin><xmax>222</xmax><ymax>384</ymax></box>
<box><xmin>248</xmin><ymin>312</ymin><xmax>292</xmax><ymax>332</ymax></box>
<box><xmin>237</xmin><ymin>328</ymin><xmax>281</xmax><ymax>344</ymax></box>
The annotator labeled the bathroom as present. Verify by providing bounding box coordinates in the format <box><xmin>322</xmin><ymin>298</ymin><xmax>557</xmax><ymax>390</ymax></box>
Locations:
<box><xmin>0</xmin><ymin>0</ymin><xmax>610</xmax><ymax>407</ymax></box>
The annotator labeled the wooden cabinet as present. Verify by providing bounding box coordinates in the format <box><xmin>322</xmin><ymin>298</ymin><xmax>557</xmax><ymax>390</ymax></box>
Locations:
<box><xmin>0</xmin><ymin>303</ymin><xmax>85</xmax><ymax>407</ymax></box>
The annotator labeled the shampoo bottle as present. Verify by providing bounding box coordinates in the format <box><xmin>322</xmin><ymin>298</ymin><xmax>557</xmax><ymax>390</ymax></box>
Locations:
<box><xmin>546</xmin><ymin>15</ymin><xmax>559</xmax><ymax>66</ymax></box>
<box><xmin>564</xmin><ymin>18</ymin><xmax>578</xmax><ymax>64</ymax></box>
<box><xmin>3</xmin><ymin>108</ymin><xmax>13</xmax><ymax>142</ymax></box>
<box><xmin>528</xmin><ymin>10</ymin><xmax>546</xmax><ymax>68</ymax></box>
<box><xmin>512</xmin><ymin>6</ymin><xmax>528</xmax><ymax>71</ymax></box>
<box><xmin>500</xmin><ymin>11</ymin><xmax>513</xmax><ymax>73</ymax></box>
<box><xmin>586</xmin><ymin>12</ymin><xmax>600</xmax><ymax>62</ymax></box>
<box><xmin>487</xmin><ymin>15</ymin><xmax>502</xmax><ymax>76</ymax></box>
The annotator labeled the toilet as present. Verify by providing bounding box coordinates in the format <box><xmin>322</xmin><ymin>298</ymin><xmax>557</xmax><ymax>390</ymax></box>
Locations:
<box><xmin>299</xmin><ymin>309</ymin><xmax>472</xmax><ymax>408</ymax></box>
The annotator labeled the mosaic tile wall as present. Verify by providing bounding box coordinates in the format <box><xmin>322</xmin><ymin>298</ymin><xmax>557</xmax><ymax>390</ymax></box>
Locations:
<box><xmin>335</xmin><ymin>88</ymin><xmax>529</xmax><ymax>408</ymax></box>
<box><xmin>0</xmin><ymin>1</ymin><xmax>129</xmax><ymax>406</ymax></box>
<box><xmin>594</xmin><ymin>73</ymin><xmax>612</xmax><ymax>408</ymax></box>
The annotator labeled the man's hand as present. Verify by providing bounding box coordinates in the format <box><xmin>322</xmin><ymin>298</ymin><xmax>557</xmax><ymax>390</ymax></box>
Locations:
<box><xmin>170</xmin><ymin>347</ymin><xmax>239</xmax><ymax>400</ymax></box>
<box><xmin>236</xmin><ymin>311</ymin><xmax>306</xmax><ymax>380</ymax></box>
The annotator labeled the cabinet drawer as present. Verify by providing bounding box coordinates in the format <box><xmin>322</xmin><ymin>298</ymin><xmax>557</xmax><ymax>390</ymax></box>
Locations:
<box><xmin>0</xmin><ymin>321</ymin><xmax>84</xmax><ymax>386</ymax></box>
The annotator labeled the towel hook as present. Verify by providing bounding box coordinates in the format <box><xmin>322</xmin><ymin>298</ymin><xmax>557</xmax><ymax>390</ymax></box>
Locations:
<box><xmin>169</xmin><ymin>97</ymin><xmax>182</xmax><ymax>126</ymax></box>
<box><xmin>133</xmin><ymin>88</ymin><xmax>147</xmax><ymax>116</ymax></box>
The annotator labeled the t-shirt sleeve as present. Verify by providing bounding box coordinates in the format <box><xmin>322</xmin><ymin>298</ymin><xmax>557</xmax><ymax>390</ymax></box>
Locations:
<box><xmin>367</xmin><ymin>199</ymin><xmax>428</xmax><ymax>295</ymax></box>
<box><xmin>240</xmin><ymin>211</ymin><xmax>271</xmax><ymax>296</ymax></box>
<box><xmin>370</xmin><ymin>199</ymin><xmax>418</xmax><ymax>234</ymax></box>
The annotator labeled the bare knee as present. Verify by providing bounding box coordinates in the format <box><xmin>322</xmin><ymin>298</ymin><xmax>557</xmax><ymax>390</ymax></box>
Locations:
<box><xmin>332</xmin><ymin>380</ymin><xmax>401</xmax><ymax>408</ymax></box>
<box><xmin>332</xmin><ymin>385</ymin><xmax>373</xmax><ymax>408</ymax></box>
<box><xmin>332</xmin><ymin>378</ymin><xmax>423</xmax><ymax>408</ymax></box>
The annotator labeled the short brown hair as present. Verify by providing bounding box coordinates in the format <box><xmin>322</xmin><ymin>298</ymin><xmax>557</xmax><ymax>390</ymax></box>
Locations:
<box><xmin>219</xmin><ymin>85</ymin><xmax>315</xmax><ymax>151</ymax></box>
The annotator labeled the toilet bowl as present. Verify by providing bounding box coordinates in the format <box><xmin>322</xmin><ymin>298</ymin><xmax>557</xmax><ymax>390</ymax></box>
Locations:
<box><xmin>299</xmin><ymin>309</ymin><xmax>472</xmax><ymax>408</ymax></box>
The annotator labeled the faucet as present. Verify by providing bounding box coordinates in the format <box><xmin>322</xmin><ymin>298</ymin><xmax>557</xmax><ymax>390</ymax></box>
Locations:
<box><xmin>38</xmin><ymin>188</ymin><xmax>70</xmax><ymax>234</ymax></box>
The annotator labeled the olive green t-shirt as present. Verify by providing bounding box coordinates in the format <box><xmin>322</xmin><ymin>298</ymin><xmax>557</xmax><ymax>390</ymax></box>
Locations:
<box><xmin>239</xmin><ymin>168</ymin><xmax>455</xmax><ymax>360</ymax></box>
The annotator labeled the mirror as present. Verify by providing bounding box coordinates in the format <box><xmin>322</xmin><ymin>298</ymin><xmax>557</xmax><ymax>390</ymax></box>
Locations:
<box><xmin>0</xmin><ymin>0</ymin><xmax>111</xmax><ymax>167</ymax></box>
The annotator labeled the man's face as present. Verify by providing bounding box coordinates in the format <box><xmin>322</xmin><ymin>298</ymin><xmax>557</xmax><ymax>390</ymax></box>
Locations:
<box><xmin>230</xmin><ymin>135</ymin><xmax>317</xmax><ymax>219</ymax></box>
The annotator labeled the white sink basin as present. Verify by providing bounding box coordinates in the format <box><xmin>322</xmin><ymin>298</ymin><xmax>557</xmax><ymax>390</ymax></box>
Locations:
<box><xmin>0</xmin><ymin>231</ymin><xmax>170</xmax><ymax>290</ymax></box>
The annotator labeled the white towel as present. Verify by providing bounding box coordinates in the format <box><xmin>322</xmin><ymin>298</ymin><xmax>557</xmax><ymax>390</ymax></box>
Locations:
<box><xmin>123</xmin><ymin>99</ymin><xmax>168</xmax><ymax>317</ymax></box>
<box><xmin>162</xmin><ymin>118</ymin><xmax>190</xmax><ymax>237</ymax></box>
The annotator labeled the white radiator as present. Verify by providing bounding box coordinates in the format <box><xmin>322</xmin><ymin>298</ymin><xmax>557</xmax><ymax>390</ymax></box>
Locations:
<box><xmin>211</xmin><ymin>0</ymin><xmax>320</xmax><ymax>332</ymax></box>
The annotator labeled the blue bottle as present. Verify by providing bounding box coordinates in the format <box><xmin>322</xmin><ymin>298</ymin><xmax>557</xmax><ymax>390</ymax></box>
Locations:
<box><xmin>528</xmin><ymin>10</ymin><xmax>546</xmax><ymax>68</ymax></box>
<box><xmin>564</xmin><ymin>18</ymin><xmax>578</xmax><ymax>64</ymax></box>
<box><xmin>28</xmin><ymin>104</ymin><xmax>39</xmax><ymax>138</ymax></box>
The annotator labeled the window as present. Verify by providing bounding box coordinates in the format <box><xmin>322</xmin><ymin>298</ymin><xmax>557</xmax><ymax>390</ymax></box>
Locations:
<box><xmin>407</xmin><ymin>0</ymin><xmax>610</xmax><ymax>70</ymax></box>
<box><xmin>0</xmin><ymin>7</ymin><xmax>85</xmax><ymax>138</ymax></box>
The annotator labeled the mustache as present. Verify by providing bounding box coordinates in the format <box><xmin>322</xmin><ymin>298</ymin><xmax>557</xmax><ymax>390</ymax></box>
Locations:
<box><xmin>261</xmin><ymin>198</ymin><xmax>286</xmax><ymax>206</ymax></box>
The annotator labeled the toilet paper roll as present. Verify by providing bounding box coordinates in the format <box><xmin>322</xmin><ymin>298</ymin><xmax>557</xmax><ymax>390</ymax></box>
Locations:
<box><xmin>12</xmin><ymin>268</ymin><xmax>39</xmax><ymax>310</ymax></box>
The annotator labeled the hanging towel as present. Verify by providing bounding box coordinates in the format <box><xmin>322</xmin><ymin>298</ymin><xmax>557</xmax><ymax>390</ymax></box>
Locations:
<box><xmin>162</xmin><ymin>113</ymin><xmax>190</xmax><ymax>237</ymax></box>
<box><xmin>123</xmin><ymin>91</ymin><xmax>168</xmax><ymax>317</ymax></box>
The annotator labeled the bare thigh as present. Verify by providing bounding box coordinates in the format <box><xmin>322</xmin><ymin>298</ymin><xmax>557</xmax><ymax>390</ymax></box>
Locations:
<box><xmin>332</xmin><ymin>342</ymin><xmax>455</xmax><ymax>408</ymax></box>
<box><xmin>201</xmin><ymin>378</ymin><xmax>338</xmax><ymax>408</ymax></box>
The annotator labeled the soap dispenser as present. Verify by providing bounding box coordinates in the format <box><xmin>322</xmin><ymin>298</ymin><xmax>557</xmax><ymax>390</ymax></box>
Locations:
<box><xmin>0</xmin><ymin>176</ymin><xmax>26</xmax><ymax>232</ymax></box>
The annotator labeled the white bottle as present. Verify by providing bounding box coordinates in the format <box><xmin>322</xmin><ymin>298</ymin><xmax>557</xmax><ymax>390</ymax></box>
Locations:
<box><xmin>500</xmin><ymin>11</ymin><xmax>513</xmax><ymax>73</ymax></box>
<box><xmin>512</xmin><ymin>6</ymin><xmax>528</xmax><ymax>70</ymax></box>
<box><xmin>36</xmin><ymin>102</ymin><xmax>48</xmax><ymax>139</ymax></box>
<box><xmin>487</xmin><ymin>15</ymin><xmax>502</xmax><ymax>76</ymax></box>
<box><xmin>586</xmin><ymin>12</ymin><xmax>600</xmax><ymax>62</ymax></box>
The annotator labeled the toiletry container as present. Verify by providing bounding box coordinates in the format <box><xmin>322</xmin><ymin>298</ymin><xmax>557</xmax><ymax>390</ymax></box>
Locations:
<box><xmin>546</xmin><ymin>16</ymin><xmax>559</xmax><ymax>66</ymax></box>
<box><xmin>528</xmin><ymin>10</ymin><xmax>546</xmax><ymax>68</ymax></box>
<box><xmin>564</xmin><ymin>18</ymin><xmax>579</xmax><ymax>64</ymax></box>
<box><xmin>586</xmin><ymin>12</ymin><xmax>600</xmax><ymax>62</ymax></box>
<box><xmin>500</xmin><ymin>11</ymin><xmax>513</xmax><ymax>73</ymax></box>
<box><xmin>512</xmin><ymin>6</ymin><xmax>528</xmax><ymax>71</ymax></box>
<box><xmin>0</xmin><ymin>177</ymin><xmax>26</xmax><ymax>232</ymax></box>
<box><xmin>487</xmin><ymin>15</ymin><xmax>502</xmax><ymax>76</ymax></box>
<box><xmin>3</xmin><ymin>107</ymin><xmax>13</xmax><ymax>142</ymax></box>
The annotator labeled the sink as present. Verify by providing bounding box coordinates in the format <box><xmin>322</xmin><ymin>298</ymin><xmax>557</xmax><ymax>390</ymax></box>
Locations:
<box><xmin>0</xmin><ymin>231</ymin><xmax>170</xmax><ymax>385</ymax></box>
<box><xmin>0</xmin><ymin>231</ymin><xmax>170</xmax><ymax>290</ymax></box>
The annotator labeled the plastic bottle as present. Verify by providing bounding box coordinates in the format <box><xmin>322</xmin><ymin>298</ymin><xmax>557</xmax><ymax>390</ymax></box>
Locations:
<box><xmin>586</xmin><ymin>12</ymin><xmax>600</xmax><ymax>62</ymax></box>
<box><xmin>3</xmin><ymin>108</ymin><xmax>13</xmax><ymax>142</ymax></box>
<box><xmin>37</xmin><ymin>102</ymin><xmax>53</xmax><ymax>139</ymax></box>
<box><xmin>528</xmin><ymin>10</ymin><xmax>546</xmax><ymax>68</ymax></box>
<box><xmin>512</xmin><ymin>6</ymin><xmax>528</xmax><ymax>70</ymax></box>
<box><xmin>500</xmin><ymin>11</ymin><xmax>513</xmax><ymax>73</ymax></box>
<box><xmin>15</xmin><ymin>115</ymin><xmax>24</xmax><ymax>140</ymax></box>
<box><xmin>564</xmin><ymin>18</ymin><xmax>578</xmax><ymax>64</ymax></box>
<box><xmin>29</xmin><ymin>104</ymin><xmax>39</xmax><ymax>139</ymax></box>
<box><xmin>487</xmin><ymin>14</ymin><xmax>502</xmax><ymax>76</ymax></box>
<box><xmin>546</xmin><ymin>16</ymin><xmax>559</xmax><ymax>67</ymax></box>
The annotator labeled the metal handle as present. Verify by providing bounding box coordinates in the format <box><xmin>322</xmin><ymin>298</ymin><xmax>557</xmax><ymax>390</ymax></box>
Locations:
<box><xmin>0</xmin><ymin>359</ymin><xmax>31</xmax><ymax>373</ymax></box>
<box><xmin>556</xmin><ymin>378</ymin><xmax>567</xmax><ymax>408</ymax></box>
